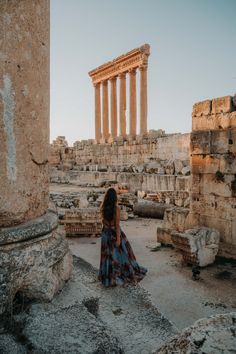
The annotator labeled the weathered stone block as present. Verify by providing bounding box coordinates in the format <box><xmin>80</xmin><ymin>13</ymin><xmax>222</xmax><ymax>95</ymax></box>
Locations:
<box><xmin>212</xmin><ymin>95</ymin><xmax>233</xmax><ymax>114</ymax></box>
<box><xmin>198</xmin><ymin>173</ymin><xmax>234</xmax><ymax>197</ymax></box>
<box><xmin>192</xmin><ymin>153</ymin><xmax>236</xmax><ymax>175</ymax></box>
<box><xmin>199</xmin><ymin>214</ymin><xmax>232</xmax><ymax>244</ymax></box>
<box><xmin>192</xmin><ymin>100</ymin><xmax>211</xmax><ymax>117</ymax></box>
<box><xmin>171</xmin><ymin>227</ymin><xmax>220</xmax><ymax>267</ymax></box>
<box><xmin>164</xmin><ymin>206</ymin><xmax>190</xmax><ymax>232</ymax></box>
<box><xmin>190</xmin><ymin>131</ymin><xmax>211</xmax><ymax>155</ymax></box>
<box><xmin>175</xmin><ymin>176</ymin><xmax>191</xmax><ymax>191</ymax></box>
<box><xmin>191</xmin><ymin>128</ymin><xmax>236</xmax><ymax>155</ymax></box>
<box><xmin>191</xmin><ymin>154</ymin><xmax>220</xmax><ymax>174</ymax></box>
<box><xmin>191</xmin><ymin>193</ymin><xmax>236</xmax><ymax>220</ymax></box>
<box><xmin>157</xmin><ymin>227</ymin><xmax>173</xmax><ymax>246</ymax></box>
<box><xmin>192</xmin><ymin>112</ymin><xmax>236</xmax><ymax>131</ymax></box>
<box><xmin>211</xmin><ymin>128</ymin><xmax>236</xmax><ymax>154</ymax></box>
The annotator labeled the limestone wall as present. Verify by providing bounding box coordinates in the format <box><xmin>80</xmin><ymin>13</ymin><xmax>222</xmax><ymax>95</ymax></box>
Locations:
<box><xmin>50</xmin><ymin>132</ymin><xmax>190</xmax><ymax>170</ymax></box>
<box><xmin>50</xmin><ymin>132</ymin><xmax>190</xmax><ymax>196</ymax></box>
<box><xmin>190</xmin><ymin>95</ymin><xmax>236</xmax><ymax>258</ymax></box>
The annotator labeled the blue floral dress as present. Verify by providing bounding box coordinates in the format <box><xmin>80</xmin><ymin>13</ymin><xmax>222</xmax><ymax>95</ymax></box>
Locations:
<box><xmin>98</xmin><ymin>224</ymin><xmax>147</xmax><ymax>287</ymax></box>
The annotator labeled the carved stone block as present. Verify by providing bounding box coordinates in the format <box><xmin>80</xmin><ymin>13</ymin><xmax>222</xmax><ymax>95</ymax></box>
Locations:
<box><xmin>212</xmin><ymin>95</ymin><xmax>233</xmax><ymax>114</ymax></box>
<box><xmin>192</xmin><ymin>100</ymin><xmax>211</xmax><ymax>117</ymax></box>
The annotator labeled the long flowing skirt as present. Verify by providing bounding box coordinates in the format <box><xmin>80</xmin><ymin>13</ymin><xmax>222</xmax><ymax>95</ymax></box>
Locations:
<box><xmin>98</xmin><ymin>226</ymin><xmax>147</xmax><ymax>287</ymax></box>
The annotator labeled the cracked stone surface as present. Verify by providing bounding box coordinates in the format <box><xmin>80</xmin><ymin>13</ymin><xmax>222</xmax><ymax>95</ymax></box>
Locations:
<box><xmin>156</xmin><ymin>312</ymin><xmax>236</xmax><ymax>354</ymax></box>
<box><xmin>0</xmin><ymin>256</ymin><xmax>177</xmax><ymax>354</ymax></box>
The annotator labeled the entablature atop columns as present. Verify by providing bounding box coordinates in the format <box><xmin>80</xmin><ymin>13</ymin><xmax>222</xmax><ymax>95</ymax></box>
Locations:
<box><xmin>89</xmin><ymin>43</ymin><xmax>150</xmax><ymax>84</ymax></box>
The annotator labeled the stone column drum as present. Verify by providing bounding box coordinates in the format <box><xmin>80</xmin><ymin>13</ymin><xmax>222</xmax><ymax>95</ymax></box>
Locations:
<box><xmin>110</xmin><ymin>76</ymin><xmax>117</xmax><ymax>138</ymax></box>
<box><xmin>119</xmin><ymin>73</ymin><xmax>126</xmax><ymax>137</ymax></box>
<box><xmin>129</xmin><ymin>68</ymin><xmax>137</xmax><ymax>136</ymax></box>
<box><xmin>140</xmin><ymin>65</ymin><xmax>148</xmax><ymax>134</ymax></box>
<box><xmin>94</xmin><ymin>83</ymin><xmax>101</xmax><ymax>142</ymax></box>
<box><xmin>102</xmin><ymin>80</ymin><xmax>109</xmax><ymax>140</ymax></box>
<box><xmin>0</xmin><ymin>0</ymin><xmax>72</xmax><ymax>316</ymax></box>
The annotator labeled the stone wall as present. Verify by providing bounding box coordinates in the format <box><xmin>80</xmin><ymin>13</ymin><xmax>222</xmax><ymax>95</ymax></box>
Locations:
<box><xmin>190</xmin><ymin>95</ymin><xmax>236</xmax><ymax>258</ymax></box>
<box><xmin>49</xmin><ymin>132</ymin><xmax>190</xmax><ymax>196</ymax></box>
<box><xmin>51</xmin><ymin>131</ymin><xmax>190</xmax><ymax>169</ymax></box>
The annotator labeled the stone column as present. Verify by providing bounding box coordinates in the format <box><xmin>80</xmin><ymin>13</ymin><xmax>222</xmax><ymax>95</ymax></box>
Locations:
<box><xmin>94</xmin><ymin>83</ymin><xmax>101</xmax><ymax>142</ymax></box>
<box><xmin>102</xmin><ymin>80</ymin><xmax>109</xmax><ymax>140</ymax></box>
<box><xmin>119</xmin><ymin>73</ymin><xmax>126</xmax><ymax>137</ymax></box>
<box><xmin>129</xmin><ymin>68</ymin><xmax>137</xmax><ymax>136</ymax></box>
<box><xmin>110</xmin><ymin>76</ymin><xmax>117</xmax><ymax>138</ymax></box>
<box><xmin>140</xmin><ymin>65</ymin><xmax>148</xmax><ymax>134</ymax></box>
<box><xmin>0</xmin><ymin>0</ymin><xmax>72</xmax><ymax>316</ymax></box>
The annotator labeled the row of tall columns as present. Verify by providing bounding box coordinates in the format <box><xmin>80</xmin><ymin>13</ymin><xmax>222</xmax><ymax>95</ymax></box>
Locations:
<box><xmin>94</xmin><ymin>66</ymin><xmax>148</xmax><ymax>142</ymax></box>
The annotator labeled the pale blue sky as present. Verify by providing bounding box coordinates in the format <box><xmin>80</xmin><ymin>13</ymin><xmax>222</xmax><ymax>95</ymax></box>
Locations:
<box><xmin>50</xmin><ymin>0</ymin><xmax>236</xmax><ymax>145</ymax></box>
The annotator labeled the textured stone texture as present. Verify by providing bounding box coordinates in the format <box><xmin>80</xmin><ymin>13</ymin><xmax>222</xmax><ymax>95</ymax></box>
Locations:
<box><xmin>171</xmin><ymin>227</ymin><xmax>220</xmax><ymax>267</ymax></box>
<box><xmin>212</xmin><ymin>95</ymin><xmax>233</xmax><ymax>114</ymax></box>
<box><xmin>0</xmin><ymin>1</ymin><xmax>72</xmax><ymax>317</ymax></box>
<box><xmin>157</xmin><ymin>312</ymin><xmax>236</xmax><ymax>354</ymax></box>
<box><xmin>0</xmin><ymin>0</ymin><xmax>50</xmax><ymax>226</ymax></box>
<box><xmin>189</xmin><ymin>95</ymin><xmax>236</xmax><ymax>259</ymax></box>
<box><xmin>0</xmin><ymin>212</ymin><xmax>72</xmax><ymax>316</ymax></box>
<box><xmin>192</xmin><ymin>100</ymin><xmax>212</xmax><ymax>117</ymax></box>
<box><xmin>50</xmin><ymin>133</ymin><xmax>190</xmax><ymax>168</ymax></box>
<box><xmin>0</xmin><ymin>257</ymin><xmax>177</xmax><ymax>354</ymax></box>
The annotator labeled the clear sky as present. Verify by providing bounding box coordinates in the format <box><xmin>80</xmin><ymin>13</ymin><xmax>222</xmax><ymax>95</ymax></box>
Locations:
<box><xmin>50</xmin><ymin>0</ymin><xmax>236</xmax><ymax>145</ymax></box>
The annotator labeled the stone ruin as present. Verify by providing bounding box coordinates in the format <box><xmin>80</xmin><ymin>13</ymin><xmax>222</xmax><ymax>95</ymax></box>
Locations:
<box><xmin>49</xmin><ymin>93</ymin><xmax>236</xmax><ymax>266</ymax></box>
<box><xmin>0</xmin><ymin>0</ymin><xmax>72</xmax><ymax>317</ymax></box>
<box><xmin>1</xmin><ymin>1</ymin><xmax>236</xmax><ymax>352</ymax></box>
<box><xmin>62</xmin><ymin>209</ymin><xmax>102</xmax><ymax>237</ymax></box>
<box><xmin>89</xmin><ymin>44</ymin><xmax>150</xmax><ymax>141</ymax></box>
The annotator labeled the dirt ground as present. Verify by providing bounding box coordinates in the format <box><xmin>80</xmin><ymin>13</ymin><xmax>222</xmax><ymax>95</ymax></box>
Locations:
<box><xmin>68</xmin><ymin>217</ymin><xmax>236</xmax><ymax>330</ymax></box>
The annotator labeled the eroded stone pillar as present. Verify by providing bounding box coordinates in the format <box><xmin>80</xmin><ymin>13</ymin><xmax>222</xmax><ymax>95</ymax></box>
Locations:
<box><xmin>129</xmin><ymin>68</ymin><xmax>137</xmax><ymax>136</ymax></box>
<box><xmin>140</xmin><ymin>65</ymin><xmax>148</xmax><ymax>134</ymax></box>
<box><xmin>110</xmin><ymin>76</ymin><xmax>117</xmax><ymax>138</ymax></box>
<box><xmin>94</xmin><ymin>83</ymin><xmax>101</xmax><ymax>142</ymax></box>
<box><xmin>102</xmin><ymin>80</ymin><xmax>109</xmax><ymax>140</ymax></box>
<box><xmin>0</xmin><ymin>0</ymin><xmax>72</xmax><ymax>316</ymax></box>
<box><xmin>119</xmin><ymin>73</ymin><xmax>126</xmax><ymax>136</ymax></box>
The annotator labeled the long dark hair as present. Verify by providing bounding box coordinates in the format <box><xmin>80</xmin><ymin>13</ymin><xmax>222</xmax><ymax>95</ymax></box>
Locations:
<box><xmin>101</xmin><ymin>187</ymin><xmax>117</xmax><ymax>222</ymax></box>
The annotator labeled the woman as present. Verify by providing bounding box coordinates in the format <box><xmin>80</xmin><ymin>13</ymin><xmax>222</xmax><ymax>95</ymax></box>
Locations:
<box><xmin>98</xmin><ymin>187</ymin><xmax>147</xmax><ymax>287</ymax></box>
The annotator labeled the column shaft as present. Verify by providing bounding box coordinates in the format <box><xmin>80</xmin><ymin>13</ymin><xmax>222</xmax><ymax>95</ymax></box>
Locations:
<box><xmin>94</xmin><ymin>83</ymin><xmax>101</xmax><ymax>142</ymax></box>
<box><xmin>110</xmin><ymin>77</ymin><xmax>117</xmax><ymax>137</ymax></box>
<box><xmin>102</xmin><ymin>81</ymin><xmax>109</xmax><ymax>140</ymax></box>
<box><xmin>129</xmin><ymin>69</ymin><xmax>137</xmax><ymax>136</ymax></box>
<box><xmin>0</xmin><ymin>0</ymin><xmax>50</xmax><ymax>226</ymax></box>
<box><xmin>119</xmin><ymin>73</ymin><xmax>126</xmax><ymax>136</ymax></box>
<box><xmin>140</xmin><ymin>66</ymin><xmax>148</xmax><ymax>134</ymax></box>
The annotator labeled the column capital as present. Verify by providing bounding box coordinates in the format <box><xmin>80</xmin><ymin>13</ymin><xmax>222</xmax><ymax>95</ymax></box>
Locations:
<box><xmin>139</xmin><ymin>64</ymin><xmax>148</xmax><ymax>71</ymax></box>
<box><xmin>110</xmin><ymin>76</ymin><xmax>117</xmax><ymax>82</ymax></box>
<box><xmin>101</xmin><ymin>79</ymin><xmax>108</xmax><ymax>86</ymax></box>
<box><xmin>93</xmin><ymin>81</ymin><xmax>101</xmax><ymax>87</ymax></box>
<box><xmin>128</xmin><ymin>68</ymin><xmax>137</xmax><ymax>75</ymax></box>
<box><xmin>118</xmin><ymin>72</ymin><xmax>126</xmax><ymax>79</ymax></box>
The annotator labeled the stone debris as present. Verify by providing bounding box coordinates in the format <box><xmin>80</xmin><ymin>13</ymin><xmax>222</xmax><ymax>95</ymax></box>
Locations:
<box><xmin>62</xmin><ymin>209</ymin><xmax>102</xmax><ymax>237</ymax></box>
<box><xmin>156</xmin><ymin>312</ymin><xmax>236</xmax><ymax>354</ymax></box>
<box><xmin>0</xmin><ymin>257</ymin><xmax>177</xmax><ymax>354</ymax></box>
<box><xmin>171</xmin><ymin>227</ymin><xmax>220</xmax><ymax>267</ymax></box>
<box><xmin>134</xmin><ymin>200</ymin><xmax>170</xmax><ymax>219</ymax></box>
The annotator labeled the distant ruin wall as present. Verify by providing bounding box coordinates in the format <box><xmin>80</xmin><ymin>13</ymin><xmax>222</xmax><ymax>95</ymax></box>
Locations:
<box><xmin>50</xmin><ymin>132</ymin><xmax>190</xmax><ymax>169</ymax></box>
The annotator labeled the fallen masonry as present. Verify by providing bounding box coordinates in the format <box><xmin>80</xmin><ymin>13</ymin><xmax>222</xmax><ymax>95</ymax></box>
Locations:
<box><xmin>171</xmin><ymin>227</ymin><xmax>220</xmax><ymax>266</ymax></box>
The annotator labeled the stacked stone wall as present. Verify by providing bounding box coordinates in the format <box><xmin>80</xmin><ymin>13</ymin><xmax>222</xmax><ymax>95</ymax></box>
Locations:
<box><xmin>51</xmin><ymin>132</ymin><xmax>190</xmax><ymax>168</ymax></box>
<box><xmin>50</xmin><ymin>132</ymin><xmax>190</xmax><ymax>196</ymax></box>
<box><xmin>190</xmin><ymin>95</ymin><xmax>236</xmax><ymax>258</ymax></box>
